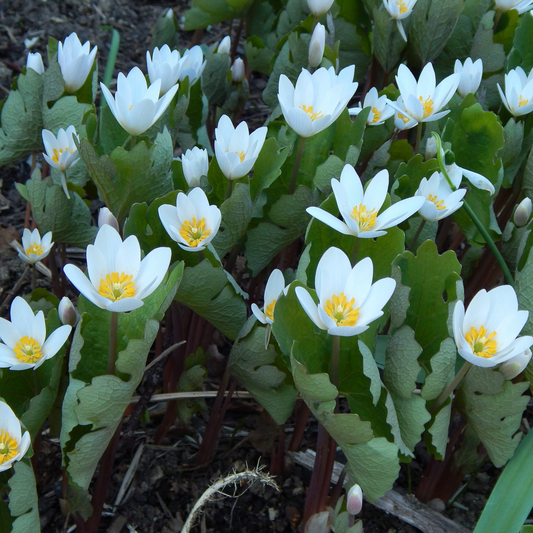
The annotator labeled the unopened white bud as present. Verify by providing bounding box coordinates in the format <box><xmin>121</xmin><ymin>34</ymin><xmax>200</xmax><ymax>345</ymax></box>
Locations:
<box><xmin>307</xmin><ymin>0</ymin><xmax>335</xmax><ymax>16</ymax></box>
<box><xmin>308</xmin><ymin>23</ymin><xmax>326</xmax><ymax>68</ymax></box>
<box><xmin>98</xmin><ymin>207</ymin><xmax>120</xmax><ymax>232</ymax></box>
<box><xmin>346</xmin><ymin>484</ymin><xmax>363</xmax><ymax>516</ymax></box>
<box><xmin>499</xmin><ymin>349</ymin><xmax>532</xmax><ymax>380</ymax></box>
<box><xmin>58</xmin><ymin>297</ymin><xmax>79</xmax><ymax>327</ymax></box>
<box><xmin>425</xmin><ymin>137</ymin><xmax>437</xmax><ymax>160</ymax></box>
<box><xmin>165</xmin><ymin>8</ymin><xmax>174</xmax><ymax>19</ymax></box>
<box><xmin>231</xmin><ymin>57</ymin><xmax>245</xmax><ymax>82</ymax></box>
<box><xmin>26</xmin><ymin>52</ymin><xmax>44</xmax><ymax>75</ymax></box>
<box><xmin>217</xmin><ymin>36</ymin><xmax>231</xmax><ymax>55</ymax></box>
<box><xmin>514</xmin><ymin>197</ymin><xmax>532</xmax><ymax>227</ymax></box>
<box><xmin>454</xmin><ymin>58</ymin><xmax>483</xmax><ymax>98</ymax></box>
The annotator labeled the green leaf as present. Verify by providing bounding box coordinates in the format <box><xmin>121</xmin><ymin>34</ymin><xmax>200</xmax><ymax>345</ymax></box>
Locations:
<box><xmin>373</xmin><ymin>5</ymin><xmax>406</xmax><ymax>72</ymax></box>
<box><xmin>150</xmin><ymin>7</ymin><xmax>180</xmax><ymax>51</ymax></box>
<box><xmin>508</xmin><ymin>6</ymin><xmax>533</xmax><ymax>72</ymax></box>
<box><xmin>332</xmin><ymin>108</ymin><xmax>369</xmax><ymax>165</ymax></box>
<box><xmin>471</xmin><ymin>11</ymin><xmax>506</xmax><ymax>74</ymax></box>
<box><xmin>0</xmin><ymin>69</ymin><xmax>43</xmax><ymax>166</ymax></box>
<box><xmin>8</xmin><ymin>461</ymin><xmax>40</xmax><ymax>533</ymax></box>
<box><xmin>407</xmin><ymin>0</ymin><xmax>465</xmax><ymax>66</ymax></box>
<box><xmin>184</xmin><ymin>0</ymin><xmax>247</xmax><ymax>29</ymax></box>
<box><xmin>201</xmin><ymin>52</ymin><xmax>231</xmax><ymax>106</ymax></box>
<box><xmin>245</xmin><ymin>36</ymin><xmax>272</xmax><ymax>75</ymax></box>
<box><xmin>333</xmin><ymin>17</ymin><xmax>372</xmax><ymax>79</ymax></box>
<box><xmin>228</xmin><ymin>318</ymin><xmax>298</xmax><ymax>424</ymax></box>
<box><xmin>176</xmin><ymin>260</ymin><xmax>247</xmax><ymax>340</ymax></box>
<box><xmin>501</xmin><ymin>118</ymin><xmax>524</xmax><ymax>186</ymax></box>
<box><xmin>79</xmin><ymin>128</ymin><xmax>174</xmax><ymax>222</ymax></box>
<box><xmin>455</xmin><ymin>366</ymin><xmax>529</xmax><ymax>467</ymax></box>
<box><xmin>26</xmin><ymin>169</ymin><xmax>97</xmax><ymax>248</ymax></box>
<box><xmin>516</xmin><ymin>245</ymin><xmax>533</xmax><ymax>336</ymax></box>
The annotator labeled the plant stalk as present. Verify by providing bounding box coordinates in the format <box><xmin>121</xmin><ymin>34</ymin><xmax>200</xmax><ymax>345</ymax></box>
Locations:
<box><xmin>225</xmin><ymin>178</ymin><xmax>233</xmax><ymax>200</ymax></box>
<box><xmin>415</xmin><ymin>122</ymin><xmax>423</xmax><ymax>154</ymax></box>
<box><xmin>430</xmin><ymin>361</ymin><xmax>472</xmax><ymax>414</ymax></box>
<box><xmin>288</xmin><ymin>136</ymin><xmax>306</xmax><ymax>194</ymax></box>
<box><xmin>331</xmin><ymin>336</ymin><xmax>340</xmax><ymax>389</ymax></box>
<box><xmin>106</xmin><ymin>312</ymin><xmax>119</xmax><ymax>375</ymax></box>
<box><xmin>408</xmin><ymin>220</ymin><xmax>426</xmax><ymax>252</ymax></box>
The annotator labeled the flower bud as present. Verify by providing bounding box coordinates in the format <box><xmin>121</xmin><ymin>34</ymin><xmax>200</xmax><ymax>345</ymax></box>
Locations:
<box><xmin>425</xmin><ymin>137</ymin><xmax>437</xmax><ymax>160</ymax></box>
<box><xmin>514</xmin><ymin>197</ymin><xmax>532</xmax><ymax>227</ymax></box>
<box><xmin>307</xmin><ymin>0</ymin><xmax>335</xmax><ymax>16</ymax></box>
<box><xmin>181</xmin><ymin>147</ymin><xmax>209</xmax><ymax>188</ymax></box>
<box><xmin>308</xmin><ymin>23</ymin><xmax>325</xmax><ymax>68</ymax></box>
<box><xmin>165</xmin><ymin>8</ymin><xmax>173</xmax><ymax>19</ymax></box>
<box><xmin>98</xmin><ymin>207</ymin><xmax>120</xmax><ymax>232</ymax></box>
<box><xmin>499</xmin><ymin>349</ymin><xmax>532</xmax><ymax>380</ymax></box>
<box><xmin>346</xmin><ymin>484</ymin><xmax>363</xmax><ymax>516</ymax></box>
<box><xmin>58</xmin><ymin>297</ymin><xmax>79</xmax><ymax>327</ymax></box>
<box><xmin>26</xmin><ymin>52</ymin><xmax>44</xmax><ymax>75</ymax></box>
<box><xmin>444</xmin><ymin>150</ymin><xmax>456</xmax><ymax>166</ymax></box>
<box><xmin>217</xmin><ymin>36</ymin><xmax>231</xmax><ymax>54</ymax></box>
<box><xmin>231</xmin><ymin>57</ymin><xmax>245</xmax><ymax>82</ymax></box>
<box><xmin>454</xmin><ymin>58</ymin><xmax>483</xmax><ymax>98</ymax></box>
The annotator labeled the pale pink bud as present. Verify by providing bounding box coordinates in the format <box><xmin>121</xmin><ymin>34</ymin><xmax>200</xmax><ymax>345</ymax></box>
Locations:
<box><xmin>58</xmin><ymin>297</ymin><xmax>79</xmax><ymax>327</ymax></box>
<box><xmin>346</xmin><ymin>484</ymin><xmax>363</xmax><ymax>515</ymax></box>
<box><xmin>98</xmin><ymin>207</ymin><xmax>120</xmax><ymax>232</ymax></box>
<box><xmin>514</xmin><ymin>197</ymin><xmax>532</xmax><ymax>227</ymax></box>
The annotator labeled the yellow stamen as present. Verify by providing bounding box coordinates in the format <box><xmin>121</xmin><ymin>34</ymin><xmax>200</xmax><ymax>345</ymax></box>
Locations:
<box><xmin>179</xmin><ymin>217</ymin><xmax>211</xmax><ymax>247</ymax></box>
<box><xmin>428</xmin><ymin>194</ymin><xmax>445</xmax><ymax>211</ymax></box>
<box><xmin>26</xmin><ymin>242</ymin><xmax>45</xmax><ymax>256</ymax></box>
<box><xmin>0</xmin><ymin>429</ymin><xmax>19</xmax><ymax>465</ymax></box>
<box><xmin>396</xmin><ymin>0</ymin><xmax>408</xmax><ymax>14</ymax></box>
<box><xmin>370</xmin><ymin>107</ymin><xmax>383</xmax><ymax>124</ymax></box>
<box><xmin>225</xmin><ymin>149</ymin><xmax>247</xmax><ymax>162</ymax></box>
<box><xmin>465</xmin><ymin>325</ymin><xmax>497</xmax><ymax>359</ymax></box>
<box><xmin>350</xmin><ymin>203</ymin><xmax>378</xmax><ymax>232</ymax></box>
<box><xmin>265</xmin><ymin>299</ymin><xmax>276</xmax><ymax>322</ymax></box>
<box><xmin>52</xmin><ymin>146</ymin><xmax>71</xmax><ymax>164</ymax></box>
<box><xmin>13</xmin><ymin>336</ymin><xmax>43</xmax><ymax>364</ymax></box>
<box><xmin>419</xmin><ymin>96</ymin><xmax>434</xmax><ymax>119</ymax></box>
<box><xmin>129</xmin><ymin>104</ymin><xmax>134</xmax><ymax>110</ymax></box>
<box><xmin>98</xmin><ymin>272</ymin><xmax>136</xmax><ymax>302</ymax></box>
<box><xmin>325</xmin><ymin>293</ymin><xmax>359</xmax><ymax>327</ymax></box>
<box><xmin>301</xmin><ymin>104</ymin><xmax>324</xmax><ymax>122</ymax></box>
<box><xmin>519</xmin><ymin>95</ymin><xmax>529</xmax><ymax>108</ymax></box>
<box><xmin>398</xmin><ymin>112</ymin><xmax>410</xmax><ymax>124</ymax></box>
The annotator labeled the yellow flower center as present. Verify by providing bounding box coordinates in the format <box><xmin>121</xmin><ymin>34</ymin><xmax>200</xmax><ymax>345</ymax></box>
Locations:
<box><xmin>419</xmin><ymin>96</ymin><xmax>434</xmax><ymax>119</ymax></box>
<box><xmin>398</xmin><ymin>112</ymin><xmax>410</xmax><ymax>124</ymax></box>
<box><xmin>351</xmin><ymin>203</ymin><xmax>378</xmax><ymax>232</ymax></box>
<box><xmin>98</xmin><ymin>272</ymin><xmax>136</xmax><ymax>301</ymax></box>
<box><xmin>465</xmin><ymin>325</ymin><xmax>497</xmax><ymax>359</ymax></box>
<box><xmin>0</xmin><ymin>429</ymin><xmax>19</xmax><ymax>465</ymax></box>
<box><xmin>519</xmin><ymin>95</ymin><xmax>529</xmax><ymax>108</ymax></box>
<box><xmin>129</xmin><ymin>104</ymin><xmax>134</xmax><ymax>110</ymax></box>
<box><xmin>14</xmin><ymin>336</ymin><xmax>43</xmax><ymax>364</ymax></box>
<box><xmin>370</xmin><ymin>107</ymin><xmax>383</xmax><ymax>124</ymax></box>
<box><xmin>26</xmin><ymin>242</ymin><xmax>45</xmax><ymax>256</ymax></box>
<box><xmin>428</xmin><ymin>194</ymin><xmax>445</xmax><ymax>211</ymax></box>
<box><xmin>52</xmin><ymin>147</ymin><xmax>74</xmax><ymax>164</ymax></box>
<box><xmin>325</xmin><ymin>293</ymin><xmax>359</xmax><ymax>327</ymax></box>
<box><xmin>396</xmin><ymin>0</ymin><xmax>408</xmax><ymax>14</ymax></box>
<box><xmin>265</xmin><ymin>299</ymin><xmax>276</xmax><ymax>322</ymax></box>
<box><xmin>226</xmin><ymin>149</ymin><xmax>246</xmax><ymax>162</ymax></box>
<box><xmin>179</xmin><ymin>217</ymin><xmax>211</xmax><ymax>247</ymax></box>
<box><xmin>301</xmin><ymin>104</ymin><xmax>324</xmax><ymax>122</ymax></box>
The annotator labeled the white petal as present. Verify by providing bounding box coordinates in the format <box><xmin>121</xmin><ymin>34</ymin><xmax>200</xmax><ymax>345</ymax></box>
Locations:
<box><xmin>295</xmin><ymin>287</ymin><xmax>326</xmax><ymax>330</ymax></box>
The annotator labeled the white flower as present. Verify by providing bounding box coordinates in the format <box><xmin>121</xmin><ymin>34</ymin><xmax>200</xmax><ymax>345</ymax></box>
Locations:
<box><xmin>251</xmin><ymin>270</ymin><xmax>288</xmax><ymax>325</ymax></box>
<box><xmin>181</xmin><ymin>147</ymin><xmax>209</xmax><ymax>188</ymax></box>
<box><xmin>217</xmin><ymin>36</ymin><xmax>231</xmax><ymax>54</ymax></box>
<box><xmin>425</xmin><ymin>137</ymin><xmax>437</xmax><ymax>159</ymax></box>
<box><xmin>147</xmin><ymin>45</ymin><xmax>181</xmax><ymax>97</ymax></box>
<box><xmin>497</xmin><ymin>66</ymin><xmax>533</xmax><ymax>117</ymax></box>
<box><xmin>392</xmin><ymin>96</ymin><xmax>418</xmax><ymax>130</ymax></box>
<box><xmin>278</xmin><ymin>66</ymin><xmax>358</xmax><ymax>138</ymax></box>
<box><xmin>178</xmin><ymin>46</ymin><xmax>206</xmax><ymax>84</ymax></box>
<box><xmin>454</xmin><ymin>58</ymin><xmax>483</xmax><ymax>98</ymax></box>
<box><xmin>214</xmin><ymin>115</ymin><xmax>267</xmax><ymax>180</ymax></box>
<box><xmin>0</xmin><ymin>297</ymin><xmax>71</xmax><ymax>370</ymax></box>
<box><xmin>98</xmin><ymin>207</ymin><xmax>120</xmax><ymax>232</ymax></box>
<box><xmin>158</xmin><ymin>187</ymin><xmax>221</xmax><ymax>252</ymax></box>
<box><xmin>388</xmin><ymin>63</ymin><xmax>460</xmax><ymax>123</ymax></box>
<box><xmin>26</xmin><ymin>52</ymin><xmax>44</xmax><ymax>75</ymax></box>
<box><xmin>499</xmin><ymin>348</ymin><xmax>532</xmax><ymax>380</ymax></box>
<box><xmin>64</xmin><ymin>225</ymin><xmax>171</xmax><ymax>313</ymax></box>
<box><xmin>58</xmin><ymin>296</ymin><xmax>79</xmax><ymax>327</ymax></box>
<box><xmin>307</xmin><ymin>0</ymin><xmax>335</xmax><ymax>16</ymax></box>
<box><xmin>514</xmin><ymin>197</ymin><xmax>532</xmax><ymax>227</ymax></box>
<box><xmin>382</xmin><ymin>0</ymin><xmax>418</xmax><ymax>41</ymax></box>
<box><xmin>42</xmin><ymin>126</ymin><xmax>80</xmax><ymax>172</ymax></box>
<box><xmin>57</xmin><ymin>32</ymin><xmax>97</xmax><ymax>93</ymax></box>
<box><xmin>349</xmin><ymin>87</ymin><xmax>395</xmax><ymax>126</ymax></box>
<box><xmin>415</xmin><ymin>171</ymin><xmax>466</xmax><ymax>222</ymax></box>
<box><xmin>308</xmin><ymin>23</ymin><xmax>326</xmax><ymax>68</ymax></box>
<box><xmin>295</xmin><ymin>248</ymin><xmax>396</xmax><ymax>337</ymax></box>
<box><xmin>100</xmin><ymin>66</ymin><xmax>179</xmax><ymax>137</ymax></box>
<box><xmin>0</xmin><ymin>401</ymin><xmax>31</xmax><ymax>472</ymax></box>
<box><xmin>307</xmin><ymin>165</ymin><xmax>425</xmax><ymax>238</ymax></box>
<box><xmin>346</xmin><ymin>484</ymin><xmax>363</xmax><ymax>516</ymax></box>
<box><xmin>231</xmin><ymin>57</ymin><xmax>245</xmax><ymax>82</ymax></box>
<box><xmin>453</xmin><ymin>286</ymin><xmax>533</xmax><ymax>368</ymax></box>
<box><xmin>495</xmin><ymin>0</ymin><xmax>533</xmax><ymax>13</ymax></box>
<box><xmin>18</xmin><ymin>228</ymin><xmax>54</xmax><ymax>265</ymax></box>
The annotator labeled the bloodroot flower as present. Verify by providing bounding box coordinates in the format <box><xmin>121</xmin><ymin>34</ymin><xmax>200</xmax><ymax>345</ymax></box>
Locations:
<box><xmin>18</xmin><ymin>228</ymin><xmax>54</xmax><ymax>265</ymax></box>
<box><xmin>0</xmin><ymin>401</ymin><xmax>31</xmax><ymax>472</ymax></box>
<box><xmin>251</xmin><ymin>269</ymin><xmax>288</xmax><ymax>325</ymax></box>
<box><xmin>0</xmin><ymin>297</ymin><xmax>71</xmax><ymax>370</ymax></box>
<box><xmin>64</xmin><ymin>225</ymin><xmax>171</xmax><ymax>313</ymax></box>
<box><xmin>295</xmin><ymin>247</ymin><xmax>396</xmax><ymax>337</ymax></box>
<box><xmin>453</xmin><ymin>286</ymin><xmax>533</xmax><ymax>368</ymax></box>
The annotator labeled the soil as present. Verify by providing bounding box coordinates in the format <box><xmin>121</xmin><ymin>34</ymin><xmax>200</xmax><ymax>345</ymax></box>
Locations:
<box><xmin>0</xmin><ymin>1</ymin><xmax>525</xmax><ymax>532</ymax></box>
